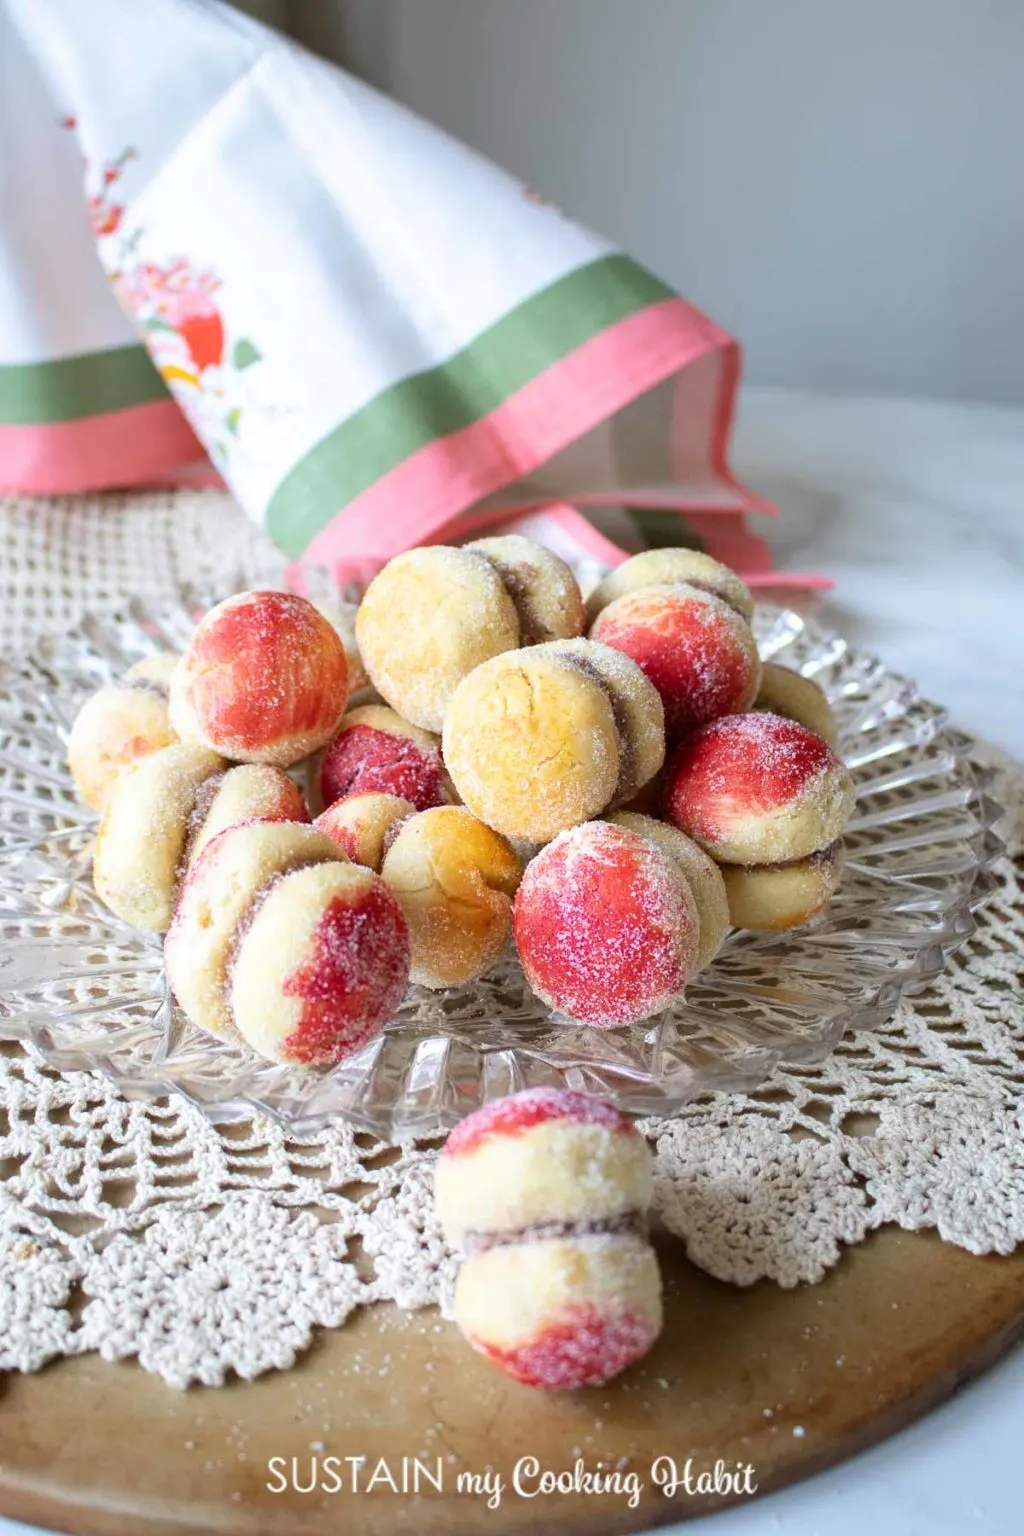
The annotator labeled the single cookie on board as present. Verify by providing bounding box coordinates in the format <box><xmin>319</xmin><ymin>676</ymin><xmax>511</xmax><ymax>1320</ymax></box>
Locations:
<box><xmin>68</xmin><ymin>653</ymin><xmax>180</xmax><ymax>811</ymax></box>
<box><xmin>663</xmin><ymin>712</ymin><xmax>854</xmax><ymax>865</ymax></box>
<box><xmin>381</xmin><ymin>806</ymin><xmax>522</xmax><ymax>988</ymax></box>
<box><xmin>356</xmin><ymin>547</ymin><xmax>520</xmax><ymax>732</ymax></box>
<box><xmin>436</xmin><ymin>1088</ymin><xmax>662</xmax><ymax>1389</ymax></box>
<box><xmin>170</xmin><ymin>590</ymin><xmax>348</xmax><ymax>767</ymax></box>
<box><xmin>590</xmin><ymin>582</ymin><xmax>761</xmax><ymax>741</ymax></box>
<box><xmin>585</xmin><ymin>549</ymin><xmax>755</xmax><ymax>626</ymax></box>
<box><xmin>513</xmin><ymin>820</ymin><xmax>699</xmax><ymax>1027</ymax></box>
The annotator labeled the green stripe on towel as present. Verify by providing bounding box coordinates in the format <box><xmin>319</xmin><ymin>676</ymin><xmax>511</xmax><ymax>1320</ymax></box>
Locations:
<box><xmin>266</xmin><ymin>254</ymin><xmax>674</xmax><ymax>556</ymax></box>
<box><xmin>0</xmin><ymin>344</ymin><xmax>170</xmax><ymax>424</ymax></box>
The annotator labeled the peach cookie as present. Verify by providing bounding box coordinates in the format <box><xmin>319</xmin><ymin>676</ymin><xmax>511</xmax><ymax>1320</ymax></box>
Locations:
<box><xmin>465</xmin><ymin>535</ymin><xmax>584</xmax><ymax>644</ymax></box>
<box><xmin>720</xmin><ymin>840</ymin><xmax>846</xmax><ymax>932</ymax></box>
<box><xmin>355</xmin><ymin>547</ymin><xmax>520</xmax><ymax>733</ymax></box>
<box><xmin>590</xmin><ymin>582</ymin><xmax>761</xmax><ymax>741</ymax></box>
<box><xmin>317</xmin><ymin>705</ymin><xmax>452</xmax><ymax>813</ymax></box>
<box><xmin>68</xmin><ymin>653</ymin><xmax>180</xmax><ymax>811</ymax></box>
<box><xmin>585</xmin><ymin>548</ymin><xmax>755</xmax><ymax>626</ymax></box>
<box><xmin>170</xmin><ymin>590</ymin><xmax>348</xmax><ymax>767</ymax></box>
<box><xmin>315</xmin><ymin>793</ymin><xmax>415</xmax><ymax>871</ymax></box>
<box><xmin>663</xmin><ymin>711</ymin><xmax>854</xmax><ymax>866</ymax></box>
<box><xmin>435</xmin><ymin>1088</ymin><xmax>662</xmax><ymax>1389</ymax></box>
<box><xmin>608</xmin><ymin>812</ymin><xmax>729</xmax><ymax>973</ymax></box>
<box><xmin>381</xmin><ymin>806</ymin><xmax>522</xmax><ymax>988</ymax></box>
<box><xmin>513</xmin><ymin>820</ymin><xmax>699</xmax><ymax>1027</ymax></box>
<box><xmin>442</xmin><ymin>640</ymin><xmax>664</xmax><ymax>844</ymax></box>
<box><xmin>92</xmin><ymin>744</ymin><xmax>306</xmax><ymax>932</ymax></box>
<box><xmin>165</xmin><ymin>821</ymin><xmax>409</xmax><ymax>1064</ymax></box>
<box><xmin>755</xmin><ymin>661</ymin><xmax>838</xmax><ymax>746</ymax></box>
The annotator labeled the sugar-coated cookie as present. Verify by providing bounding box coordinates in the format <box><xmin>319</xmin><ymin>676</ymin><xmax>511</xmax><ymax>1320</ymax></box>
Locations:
<box><xmin>754</xmin><ymin>661</ymin><xmax>838</xmax><ymax>746</ymax></box>
<box><xmin>466</xmin><ymin>535</ymin><xmax>585</xmax><ymax>644</ymax></box>
<box><xmin>513</xmin><ymin>820</ymin><xmax>699</xmax><ymax>1027</ymax></box>
<box><xmin>590</xmin><ymin>582</ymin><xmax>761</xmax><ymax>740</ymax></box>
<box><xmin>170</xmin><ymin>590</ymin><xmax>348</xmax><ymax>767</ymax></box>
<box><xmin>315</xmin><ymin>792</ymin><xmax>415</xmax><ymax>871</ymax></box>
<box><xmin>381</xmin><ymin>806</ymin><xmax>522</xmax><ymax>988</ymax></box>
<box><xmin>585</xmin><ymin>549</ymin><xmax>755</xmax><ymax>626</ymax></box>
<box><xmin>443</xmin><ymin>641</ymin><xmax>664</xmax><ymax>843</ymax></box>
<box><xmin>720</xmin><ymin>840</ymin><xmax>845</xmax><ymax>931</ymax></box>
<box><xmin>68</xmin><ymin>654</ymin><xmax>180</xmax><ymax>811</ymax></box>
<box><xmin>317</xmin><ymin>705</ymin><xmax>452</xmax><ymax>813</ymax></box>
<box><xmin>436</xmin><ymin>1088</ymin><xmax>661</xmax><ymax>1389</ymax></box>
<box><xmin>356</xmin><ymin>547</ymin><xmax>520</xmax><ymax>732</ymax></box>
<box><xmin>166</xmin><ymin>820</ymin><xmax>408</xmax><ymax>1063</ymax></box>
<box><xmin>663</xmin><ymin>712</ymin><xmax>854</xmax><ymax>865</ymax></box>
<box><xmin>608</xmin><ymin>812</ymin><xmax>729</xmax><ymax>973</ymax></box>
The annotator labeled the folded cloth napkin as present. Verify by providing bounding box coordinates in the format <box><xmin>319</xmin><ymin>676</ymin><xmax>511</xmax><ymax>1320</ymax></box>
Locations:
<box><xmin>6</xmin><ymin>0</ymin><xmax>821</xmax><ymax>588</ymax></box>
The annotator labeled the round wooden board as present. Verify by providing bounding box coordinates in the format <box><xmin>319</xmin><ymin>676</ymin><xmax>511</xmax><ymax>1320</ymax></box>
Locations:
<box><xmin>1</xmin><ymin>1226</ymin><xmax>1022</xmax><ymax>1536</ymax></box>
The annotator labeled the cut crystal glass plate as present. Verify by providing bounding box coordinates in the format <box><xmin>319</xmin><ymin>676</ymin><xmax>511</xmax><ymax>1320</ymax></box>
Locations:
<box><xmin>0</xmin><ymin>596</ymin><xmax>1003</xmax><ymax>1136</ymax></box>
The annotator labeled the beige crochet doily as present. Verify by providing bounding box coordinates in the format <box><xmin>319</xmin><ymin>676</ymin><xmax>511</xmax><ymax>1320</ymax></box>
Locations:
<box><xmin>0</xmin><ymin>490</ymin><xmax>1021</xmax><ymax>1390</ymax></box>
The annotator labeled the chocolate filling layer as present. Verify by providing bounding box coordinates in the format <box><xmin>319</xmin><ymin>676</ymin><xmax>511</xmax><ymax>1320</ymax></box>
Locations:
<box><xmin>460</xmin><ymin>1207</ymin><xmax>647</xmax><ymax>1257</ymax></box>
<box><xmin>126</xmin><ymin>677</ymin><xmax>170</xmax><ymax>701</ymax></box>
<box><xmin>555</xmin><ymin>650</ymin><xmax>636</xmax><ymax>802</ymax></box>
<box><xmin>720</xmin><ymin>838</ymin><xmax>844</xmax><ymax>876</ymax></box>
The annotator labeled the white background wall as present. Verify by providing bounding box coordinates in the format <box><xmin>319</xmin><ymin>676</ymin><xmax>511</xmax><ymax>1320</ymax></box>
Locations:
<box><xmin>290</xmin><ymin>0</ymin><xmax>1024</xmax><ymax>405</ymax></box>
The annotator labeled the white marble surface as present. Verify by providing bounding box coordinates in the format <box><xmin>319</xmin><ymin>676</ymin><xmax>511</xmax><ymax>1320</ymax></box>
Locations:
<box><xmin>1</xmin><ymin>388</ymin><xmax>1021</xmax><ymax>1536</ymax></box>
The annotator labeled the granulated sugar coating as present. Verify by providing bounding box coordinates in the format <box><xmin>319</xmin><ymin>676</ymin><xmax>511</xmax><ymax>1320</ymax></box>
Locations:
<box><xmin>453</xmin><ymin>1234</ymin><xmax>662</xmax><ymax>1390</ymax></box>
<box><xmin>68</xmin><ymin>652</ymin><xmax>181</xmax><ymax>811</ymax></box>
<box><xmin>318</xmin><ymin>706</ymin><xmax>450</xmax><ymax>812</ymax></box>
<box><xmin>315</xmin><ymin>791</ymin><xmax>415</xmax><ymax>871</ymax></box>
<box><xmin>92</xmin><ymin>742</ymin><xmax>226</xmax><ymax>931</ymax></box>
<box><xmin>231</xmin><ymin>862</ymin><xmax>410</xmax><ymax>1066</ymax></box>
<box><xmin>545</xmin><ymin>638</ymin><xmax>665</xmax><ymax>806</ymax></box>
<box><xmin>663</xmin><ymin>711</ymin><xmax>855</xmax><ymax>865</ymax></box>
<box><xmin>466</xmin><ymin>534</ymin><xmax>585</xmax><ymax>645</ymax></box>
<box><xmin>170</xmin><ymin>591</ymin><xmax>349</xmax><ymax>768</ymax></box>
<box><xmin>355</xmin><ymin>547</ymin><xmax>520</xmax><ymax>732</ymax></box>
<box><xmin>585</xmin><ymin>548</ymin><xmax>755</xmax><ymax>626</ymax></box>
<box><xmin>165</xmin><ymin>820</ymin><xmax>346</xmax><ymax>1041</ymax></box>
<box><xmin>442</xmin><ymin>647</ymin><xmax>620</xmax><ymax>843</ymax></box>
<box><xmin>513</xmin><ymin>821</ymin><xmax>699</xmax><ymax>1027</ymax></box>
<box><xmin>591</xmin><ymin>582</ymin><xmax>761</xmax><ymax>741</ymax></box>
<box><xmin>443</xmin><ymin>1086</ymin><xmax>637</xmax><ymax>1158</ymax></box>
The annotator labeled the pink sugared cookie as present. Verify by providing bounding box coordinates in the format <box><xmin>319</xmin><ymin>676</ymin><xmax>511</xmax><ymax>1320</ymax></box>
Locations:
<box><xmin>608</xmin><ymin>811</ymin><xmax>729</xmax><ymax>974</ymax></box>
<box><xmin>663</xmin><ymin>711</ymin><xmax>854</xmax><ymax>866</ymax></box>
<box><xmin>453</xmin><ymin>1235</ymin><xmax>662</xmax><ymax>1389</ymax></box>
<box><xmin>165</xmin><ymin>819</ymin><xmax>408</xmax><ymax>1064</ymax></box>
<box><xmin>435</xmin><ymin>1088</ymin><xmax>661</xmax><ymax>1389</ymax></box>
<box><xmin>513</xmin><ymin>821</ymin><xmax>698</xmax><ymax>1027</ymax></box>
<box><xmin>317</xmin><ymin>705</ymin><xmax>452</xmax><ymax>813</ymax></box>
<box><xmin>68</xmin><ymin>654</ymin><xmax>179</xmax><ymax>811</ymax></box>
<box><xmin>436</xmin><ymin>1087</ymin><xmax>649</xmax><ymax>1243</ymax></box>
<box><xmin>315</xmin><ymin>792</ymin><xmax>415</xmax><ymax>871</ymax></box>
<box><xmin>170</xmin><ymin>591</ymin><xmax>348</xmax><ymax>767</ymax></box>
<box><xmin>590</xmin><ymin>582</ymin><xmax>761</xmax><ymax>741</ymax></box>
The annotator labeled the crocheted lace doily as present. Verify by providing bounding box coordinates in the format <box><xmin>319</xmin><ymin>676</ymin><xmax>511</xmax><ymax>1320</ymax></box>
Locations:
<box><xmin>0</xmin><ymin>490</ymin><xmax>1021</xmax><ymax>1390</ymax></box>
